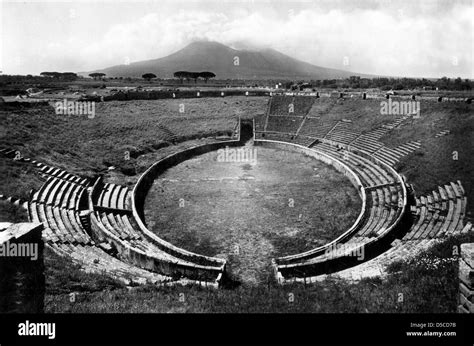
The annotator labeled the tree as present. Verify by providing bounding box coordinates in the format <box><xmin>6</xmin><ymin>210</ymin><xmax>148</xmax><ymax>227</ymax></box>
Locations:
<box><xmin>199</xmin><ymin>71</ymin><xmax>216</xmax><ymax>83</ymax></box>
<box><xmin>173</xmin><ymin>71</ymin><xmax>189</xmax><ymax>83</ymax></box>
<box><xmin>190</xmin><ymin>72</ymin><xmax>200</xmax><ymax>83</ymax></box>
<box><xmin>142</xmin><ymin>73</ymin><xmax>157</xmax><ymax>81</ymax></box>
<box><xmin>40</xmin><ymin>72</ymin><xmax>77</xmax><ymax>80</ymax></box>
<box><xmin>89</xmin><ymin>73</ymin><xmax>106</xmax><ymax>80</ymax></box>
<box><xmin>61</xmin><ymin>72</ymin><xmax>78</xmax><ymax>81</ymax></box>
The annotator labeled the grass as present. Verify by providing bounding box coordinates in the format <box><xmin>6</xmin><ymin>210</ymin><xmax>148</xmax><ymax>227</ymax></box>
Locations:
<box><xmin>0</xmin><ymin>200</ymin><xmax>29</xmax><ymax>223</ymax></box>
<box><xmin>383</xmin><ymin>101</ymin><xmax>474</xmax><ymax>220</ymax></box>
<box><xmin>0</xmin><ymin>96</ymin><xmax>267</xmax><ymax>197</ymax></box>
<box><xmin>305</xmin><ymin>97</ymin><xmax>474</xmax><ymax>218</ymax></box>
<box><xmin>144</xmin><ymin>145</ymin><xmax>361</xmax><ymax>285</ymax></box>
<box><xmin>43</xmin><ymin>231</ymin><xmax>474</xmax><ymax>313</ymax></box>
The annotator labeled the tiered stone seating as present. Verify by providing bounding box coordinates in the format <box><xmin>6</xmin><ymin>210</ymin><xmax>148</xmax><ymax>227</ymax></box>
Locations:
<box><xmin>298</xmin><ymin>181</ymin><xmax>470</xmax><ymax>283</ymax></box>
<box><xmin>47</xmin><ymin>242</ymin><xmax>179</xmax><ymax>286</ymax></box>
<box><xmin>95</xmin><ymin>183</ymin><xmax>148</xmax><ymax>241</ymax></box>
<box><xmin>381</xmin><ymin>116</ymin><xmax>408</xmax><ymax>131</ymax></box>
<box><xmin>273</xmin><ymin>141</ymin><xmax>406</xmax><ymax>281</ymax></box>
<box><xmin>344</xmin><ymin>117</ymin><xmax>407</xmax><ymax>154</ymax></box>
<box><xmin>350</xmin><ymin>133</ymin><xmax>384</xmax><ymax>153</ymax></box>
<box><xmin>29</xmin><ymin>176</ymin><xmax>92</xmax><ymax>245</ymax></box>
<box><xmin>291</xmin><ymin>135</ymin><xmax>317</xmax><ymax>147</ymax></box>
<box><xmin>292</xmin><ymin>96</ymin><xmax>316</xmax><ymax>115</ymax></box>
<box><xmin>91</xmin><ymin>179</ymin><xmax>225</xmax><ymax>284</ymax></box>
<box><xmin>268</xmin><ymin>95</ymin><xmax>314</xmax><ymax>116</ymax></box>
<box><xmin>374</xmin><ymin>141</ymin><xmax>421</xmax><ymax>166</ymax></box>
<box><xmin>302</xmin><ymin>239</ymin><xmax>439</xmax><ymax>283</ymax></box>
<box><xmin>27</xmin><ymin>167</ymin><xmax>218</xmax><ymax>286</ymax></box>
<box><xmin>325</xmin><ymin>121</ymin><xmax>359</xmax><ymax>145</ymax></box>
<box><xmin>435</xmin><ymin>129</ymin><xmax>450</xmax><ymax>138</ymax></box>
<box><xmin>253</xmin><ymin>113</ymin><xmax>267</xmax><ymax>132</ymax></box>
<box><xmin>257</xmin><ymin>96</ymin><xmax>316</xmax><ymax>140</ymax></box>
<box><xmin>265</xmin><ymin>116</ymin><xmax>303</xmax><ymax>133</ymax></box>
<box><xmin>312</xmin><ymin>142</ymin><xmax>396</xmax><ymax>187</ymax></box>
<box><xmin>311</xmin><ymin>142</ymin><xmax>403</xmax><ymax>238</ymax></box>
<box><xmin>298</xmin><ymin>119</ymin><xmax>337</xmax><ymax>139</ymax></box>
<box><xmin>280</xmin><ymin>114</ymin><xmax>410</xmax><ymax>156</ymax></box>
<box><xmin>36</xmin><ymin>163</ymin><xmax>89</xmax><ymax>186</ymax></box>
<box><xmin>402</xmin><ymin>181</ymin><xmax>467</xmax><ymax>240</ymax></box>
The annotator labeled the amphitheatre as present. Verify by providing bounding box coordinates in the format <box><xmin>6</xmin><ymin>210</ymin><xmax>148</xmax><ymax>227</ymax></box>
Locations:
<box><xmin>1</xmin><ymin>84</ymin><xmax>473</xmax><ymax>313</ymax></box>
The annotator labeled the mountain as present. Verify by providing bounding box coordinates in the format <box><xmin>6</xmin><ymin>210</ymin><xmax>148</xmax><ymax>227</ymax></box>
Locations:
<box><xmin>85</xmin><ymin>41</ymin><xmax>363</xmax><ymax>80</ymax></box>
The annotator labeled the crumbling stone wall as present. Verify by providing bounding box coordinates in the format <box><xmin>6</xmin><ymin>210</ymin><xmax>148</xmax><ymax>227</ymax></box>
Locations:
<box><xmin>0</xmin><ymin>222</ymin><xmax>45</xmax><ymax>313</ymax></box>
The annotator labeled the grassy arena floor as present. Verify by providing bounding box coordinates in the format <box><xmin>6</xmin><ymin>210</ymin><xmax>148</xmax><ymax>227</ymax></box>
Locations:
<box><xmin>144</xmin><ymin>144</ymin><xmax>361</xmax><ymax>285</ymax></box>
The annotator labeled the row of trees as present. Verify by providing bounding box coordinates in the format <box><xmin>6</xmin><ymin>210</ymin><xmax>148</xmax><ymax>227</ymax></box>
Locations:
<box><xmin>302</xmin><ymin>76</ymin><xmax>473</xmax><ymax>91</ymax></box>
<box><xmin>173</xmin><ymin>71</ymin><xmax>216</xmax><ymax>83</ymax></box>
<box><xmin>89</xmin><ymin>73</ymin><xmax>106</xmax><ymax>80</ymax></box>
<box><xmin>40</xmin><ymin>71</ymin><xmax>216</xmax><ymax>83</ymax></box>
<box><xmin>88</xmin><ymin>71</ymin><xmax>217</xmax><ymax>82</ymax></box>
<box><xmin>141</xmin><ymin>71</ymin><xmax>217</xmax><ymax>83</ymax></box>
<box><xmin>40</xmin><ymin>72</ymin><xmax>78</xmax><ymax>80</ymax></box>
<box><xmin>40</xmin><ymin>71</ymin><xmax>107</xmax><ymax>81</ymax></box>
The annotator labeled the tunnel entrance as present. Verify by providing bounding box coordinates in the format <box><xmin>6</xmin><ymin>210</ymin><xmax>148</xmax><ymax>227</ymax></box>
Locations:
<box><xmin>240</xmin><ymin>120</ymin><xmax>254</xmax><ymax>143</ymax></box>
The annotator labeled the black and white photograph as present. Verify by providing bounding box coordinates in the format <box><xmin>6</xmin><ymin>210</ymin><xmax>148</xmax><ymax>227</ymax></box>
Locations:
<box><xmin>0</xmin><ymin>0</ymin><xmax>473</xmax><ymax>344</ymax></box>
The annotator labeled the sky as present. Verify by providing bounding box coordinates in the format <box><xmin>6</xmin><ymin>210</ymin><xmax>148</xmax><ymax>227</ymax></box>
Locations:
<box><xmin>1</xmin><ymin>0</ymin><xmax>473</xmax><ymax>78</ymax></box>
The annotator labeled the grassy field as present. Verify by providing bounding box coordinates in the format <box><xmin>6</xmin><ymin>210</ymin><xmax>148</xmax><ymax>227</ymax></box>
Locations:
<box><xmin>144</xmin><ymin>145</ymin><xmax>361</xmax><ymax>285</ymax></box>
<box><xmin>0</xmin><ymin>96</ymin><xmax>267</xmax><ymax>222</ymax></box>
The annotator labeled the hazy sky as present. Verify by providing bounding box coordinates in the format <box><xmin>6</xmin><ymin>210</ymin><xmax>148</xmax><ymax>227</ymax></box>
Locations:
<box><xmin>1</xmin><ymin>0</ymin><xmax>472</xmax><ymax>78</ymax></box>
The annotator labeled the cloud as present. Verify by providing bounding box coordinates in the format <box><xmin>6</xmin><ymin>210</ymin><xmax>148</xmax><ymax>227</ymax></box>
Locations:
<box><xmin>4</xmin><ymin>2</ymin><xmax>473</xmax><ymax>78</ymax></box>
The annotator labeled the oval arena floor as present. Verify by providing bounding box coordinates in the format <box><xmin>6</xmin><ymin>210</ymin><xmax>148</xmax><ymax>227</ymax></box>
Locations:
<box><xmin>143</xmin><ymin>143</ymin><xmax>361</xmax><ymax>285</ymax></box>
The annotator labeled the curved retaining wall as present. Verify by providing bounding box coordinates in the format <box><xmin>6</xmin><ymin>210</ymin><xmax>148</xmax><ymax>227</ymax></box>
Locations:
<box><xmin>254</xmin><ymin>140</ymin><xmax>367</xmax><ymax>264</ymax></box>
<box><xmin>131</xmin><ymin>139</ymin><xmax>246</xmax><ymax>269</ymax></box>
<box><xmin>254</xmin><ymin>139</ymin><xmax>408</xmax><ymax>282</ymax></box>
<box><xmin>88</xmin><ymin>181</ymin><xmax>223</xmax><ymax>284</ymax></box>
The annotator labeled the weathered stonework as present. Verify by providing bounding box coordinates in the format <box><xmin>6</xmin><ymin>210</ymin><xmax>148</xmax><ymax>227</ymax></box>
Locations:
<box><xmin>458</xmin><ymin>243</ymin><xmax>474</xmax><ymax>313</ymax></box>
<box><xmin>0</xmin><ymin>222</ymin><xmax>44</xmax><ymax>313</ymax></box>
